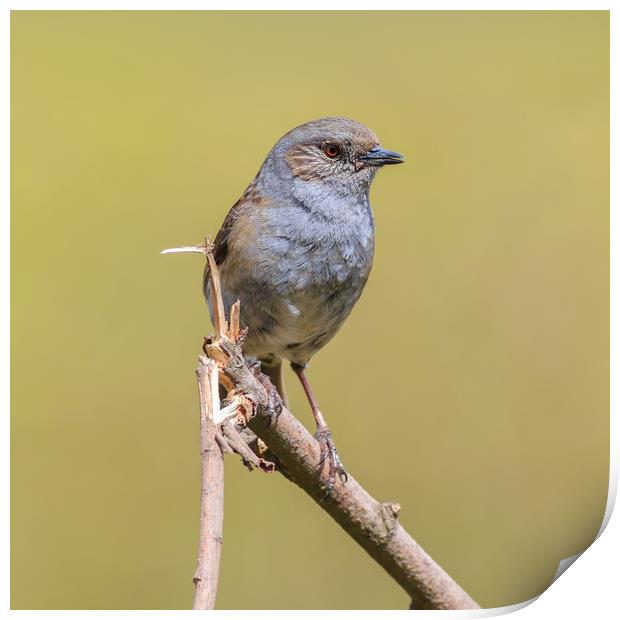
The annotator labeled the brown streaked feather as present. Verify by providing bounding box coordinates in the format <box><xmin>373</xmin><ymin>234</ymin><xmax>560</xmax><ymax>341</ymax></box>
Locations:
<box><xmin>204</xmin><ymin>181</ymin><xmax>271</xmax><ymax>308</ymax></box>
<box><xmin>211</xmin><ymin>180</ymin><xmax>263</xmax><ymax>267</ymax></box>
<box><xmin>285</xmin><ymin>144</ymin><xmax>326</xmax><ymax>181</ymax></box>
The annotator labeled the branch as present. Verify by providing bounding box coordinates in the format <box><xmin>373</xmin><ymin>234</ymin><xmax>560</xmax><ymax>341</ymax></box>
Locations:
<box><xmin>215</xmin><ymin>338</ymin><xmax>480</xmax><ymax>610</ymax></box>
<box><xmin>164</xmin><ymin>243</ymin><xmax>480</xmax><ymax>609</ymax></box>
<box><xmin>192</xmin><ymin>356</ymin><xmax>225</xmax><ymax>610</ymax></box>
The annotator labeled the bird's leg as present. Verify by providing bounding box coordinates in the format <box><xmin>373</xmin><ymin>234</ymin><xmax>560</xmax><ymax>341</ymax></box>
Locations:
<box><xmin>291</xmin><ymin>362</ymin><xmax>347</xmax><ymax>495</ymax></box>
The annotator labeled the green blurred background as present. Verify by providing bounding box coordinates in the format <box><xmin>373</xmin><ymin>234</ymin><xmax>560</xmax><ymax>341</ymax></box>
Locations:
<box><xmin>11</xmin><ymin>11</ymin><xmax>609</xmax><ymax>610</ymax></box>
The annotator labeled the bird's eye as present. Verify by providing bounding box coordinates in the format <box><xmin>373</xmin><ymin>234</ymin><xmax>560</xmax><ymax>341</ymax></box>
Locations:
<box><xmin>323</xmin><ymin>144</ymin><xmax>341</xmax><ymax>159</ymax></box>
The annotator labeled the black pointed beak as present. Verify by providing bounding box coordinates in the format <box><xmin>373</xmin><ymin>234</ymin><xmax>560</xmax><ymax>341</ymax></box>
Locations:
<box><xmin>359</xmin><ymin>145</ymin><xmax>405</xmax><ymax>166</ymax></box>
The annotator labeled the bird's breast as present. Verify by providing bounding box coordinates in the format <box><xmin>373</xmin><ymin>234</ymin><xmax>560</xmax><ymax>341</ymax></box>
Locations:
<box><xmin>263</xmin><ymin>197</ymin><xmax>375</xmax><ymax>291</ymax></box>
<box><xmin>216</xmin><ymin>195</ymin><xmax>375</xmax><ymax>363</ymax></box>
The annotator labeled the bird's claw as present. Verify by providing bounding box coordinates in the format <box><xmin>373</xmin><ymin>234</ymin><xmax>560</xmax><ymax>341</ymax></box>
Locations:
<box><xmin>315</xmin><ymin>426</ymin><xmax>347</xmax><ymax>499</ymax></box>
<box><xmin>253</xmin><ymin>367</ymin><xmax>283</xmax><ymax>427</ymax></box>
<box><xmin>249</xmin><ymin>360</ymin><xmax>262</xmax><ymax>375</ymax></box>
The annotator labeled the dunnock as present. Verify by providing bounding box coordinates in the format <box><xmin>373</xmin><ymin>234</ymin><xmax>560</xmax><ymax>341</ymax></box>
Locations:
<box><xmin>205</xmin><ymin>117</ymin><xmax>404</xmax><ymax>491</ymax></box>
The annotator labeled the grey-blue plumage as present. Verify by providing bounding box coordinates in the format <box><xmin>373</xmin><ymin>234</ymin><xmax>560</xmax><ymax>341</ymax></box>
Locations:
<box><xmin>205</xmin><ymin>117</ymin><xmax>402</xmax><ymax>366</ymax></box>
<box><xmin>203</xmin><ymin>116</ymin><xmax>404</xmax><ymax>489</ymax></box>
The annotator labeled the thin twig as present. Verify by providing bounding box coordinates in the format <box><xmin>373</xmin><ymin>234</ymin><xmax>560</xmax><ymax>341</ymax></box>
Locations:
<box><xmin>192</xmin><ymin>356</ymin><xmax>225</xmax><ymax>610</ymax></box>
<box><xmin>205</xmin><ymin>249</ymin><xmax>228</xmax><ymax>339</ymax></box>
<box><xmin>221</xmin><ymin>421</ymin><xmax>276</xmax><ymax>472</ymax></box>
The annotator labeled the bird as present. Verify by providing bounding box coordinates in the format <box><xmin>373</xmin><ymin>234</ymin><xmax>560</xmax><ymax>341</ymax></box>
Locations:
<box><xmin>204</xmin><ymin>117</ymin><xmax>404</xmax><ymax>492</ymax></box>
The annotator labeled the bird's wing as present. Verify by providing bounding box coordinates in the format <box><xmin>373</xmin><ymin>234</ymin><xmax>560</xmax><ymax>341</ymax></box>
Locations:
<box><xmin>212</xmin><ymin>198</ymin><xmax>243</xmax><ymax>266</ymax></box>
<box><xmin>207</xmin><ymin>180</ymin><xmax>264</xmax><ymax>275</ymax></box>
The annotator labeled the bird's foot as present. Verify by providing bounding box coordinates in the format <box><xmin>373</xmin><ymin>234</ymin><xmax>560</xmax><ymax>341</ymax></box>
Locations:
<box><xmin>315</xmin><ymin>425</ymin><xmax>348</xmax><ymax>498</ymax></box>
<box><xmin>252</xmin><ymin>365</ymin><xmax>283</xmax><ymax>427</ymax></box>
<box><xmin>248</xmin><ymin>359</ymin><xmax>262</xmax><ymax>375</ymax></box>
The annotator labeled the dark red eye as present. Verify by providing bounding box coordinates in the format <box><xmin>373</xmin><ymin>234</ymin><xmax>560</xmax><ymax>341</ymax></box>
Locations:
<box><xmin>323</xmin><ymin>144</ymin><xmax>341</xmax><ymax>159</ymax></box>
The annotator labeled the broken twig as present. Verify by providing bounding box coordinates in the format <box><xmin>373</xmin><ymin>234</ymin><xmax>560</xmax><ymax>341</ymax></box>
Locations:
<box><xmin>192</xmin><ymin>356</ymin><xmax>225</xmax><ymax>610</ymax></box>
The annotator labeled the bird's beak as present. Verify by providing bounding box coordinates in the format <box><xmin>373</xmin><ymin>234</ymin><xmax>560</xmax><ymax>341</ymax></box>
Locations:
<box><xmin>358</xmin><ymin>145</ymin><xmax>405</xmax><ymax>166</ymax></box>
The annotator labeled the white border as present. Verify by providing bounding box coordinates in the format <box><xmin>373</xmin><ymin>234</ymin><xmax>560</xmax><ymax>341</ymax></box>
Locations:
<box><xmin>0</xmin><ymin>1</ymin><xmax>615</xmax><ymax>9</ymax></box>
<box><xmin>1</xmin><ymin>3</ymin><xmax>615</xmax><ymax>617</ymax></box>
<box><xmin>2</xmin><ymin>1</ymin><xmax>11</xmax><ymax>618</ymax></box>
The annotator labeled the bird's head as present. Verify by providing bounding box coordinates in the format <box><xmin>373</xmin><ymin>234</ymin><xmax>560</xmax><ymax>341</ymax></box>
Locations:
<box><xmin>261</xmin><ymin>117</ymin><xmax>404</xmax><ymax>198</ymax></box>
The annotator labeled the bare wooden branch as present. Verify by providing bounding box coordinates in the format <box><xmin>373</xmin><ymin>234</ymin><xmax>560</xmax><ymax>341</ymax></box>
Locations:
<box><xmin>192</xmin><ymin>356</ymin><xmax>225</xmax><ymax>610</ymax></box>
<box><xmin>220</xmin><ymin>341</ymin><xmax>479</xmax><ymax>610</ymax></box>
<box><xmin>203</xmin><ymin>268</ymin><xmax>478</xmax><ymax>610</ymax></box>
<box><xmin>165</xmin><ymin>244</ymin><xmax>480</xmax><ymax>609</ymax></box>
